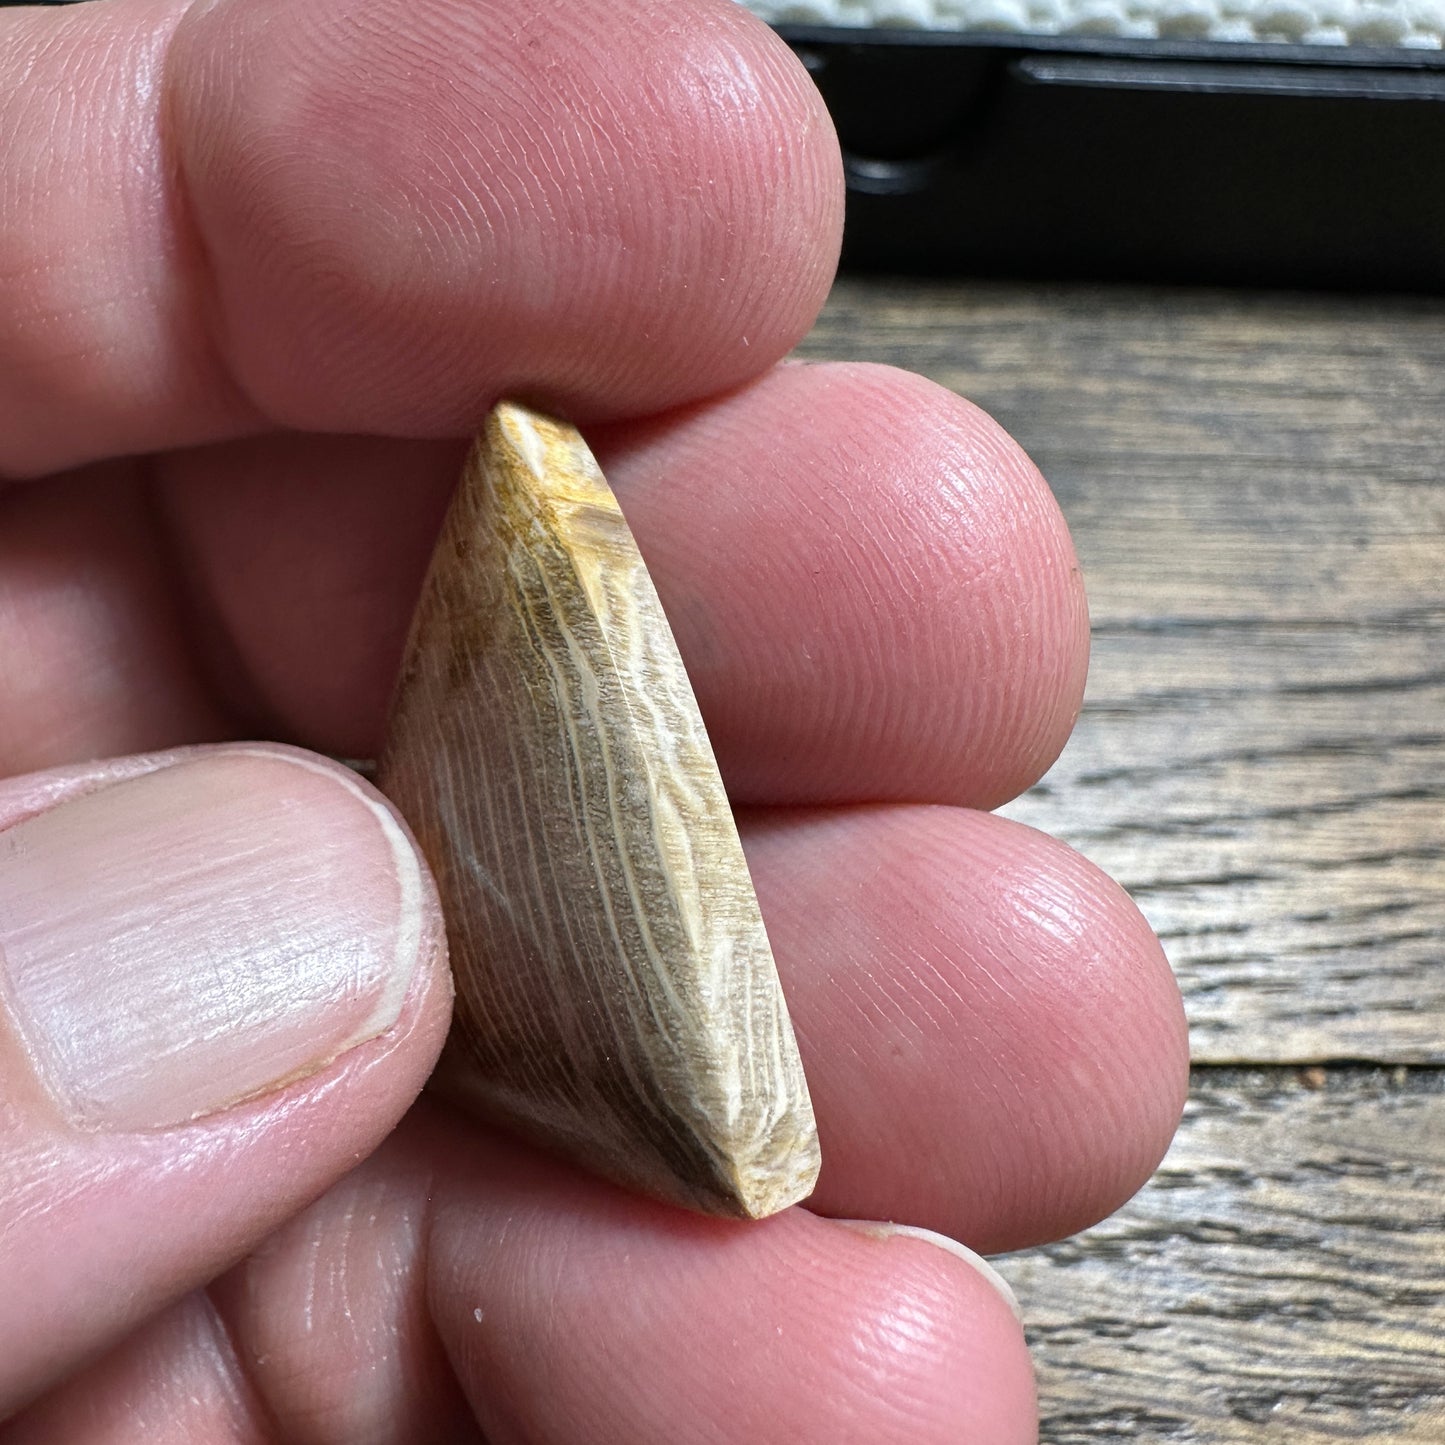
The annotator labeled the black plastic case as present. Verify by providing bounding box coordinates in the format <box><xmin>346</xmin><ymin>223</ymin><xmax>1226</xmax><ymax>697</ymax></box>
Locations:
<box><xmin>780</xmin><ymin>26</ymin><xmax>1445</xmax><ymax>288</ymax></box>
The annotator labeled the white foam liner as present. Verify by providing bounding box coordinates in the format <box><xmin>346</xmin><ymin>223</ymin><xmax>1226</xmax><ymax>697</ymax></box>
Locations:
<box><xmin>743</xmin><ymin>0</ymin><xmax>1444</xmax><ymax>46</ymax></box>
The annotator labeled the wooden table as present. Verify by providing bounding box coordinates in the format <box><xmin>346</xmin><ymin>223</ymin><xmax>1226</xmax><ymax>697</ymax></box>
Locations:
<box><xmin>800</xmin><ymin>279</ymin><xmax>1445</xmax><ymax>1443</ymax></box>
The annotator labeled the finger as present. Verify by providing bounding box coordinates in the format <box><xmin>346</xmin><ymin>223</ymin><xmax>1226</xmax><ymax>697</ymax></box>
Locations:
<box><xmin>121</xmin><ymin>1109</ymin><xmax>1030</xmax><ymax>1445</ymax></box>
<box><xmin>1</xmin><ymin>361</ymin><xmax>1080</xmax><ymax>803</ymax></box>
<box><xmin>0</xmin><ymin>442</ymin><xmax>457</xmax><ymax>776</ymax></box>
<box><xmin>153</xmin><ymin>436</ymin><xmax>466</xmax><ymax>764</ymax></box>
<box><xmin>597</xmin><ymin>363</ymin><xmax>1090</xmax><ymax>806</ymax></box>
<box><xmin>6</xmin><ymin>1293</ymin><xmax>278</xmax><ymax>1445</ymax></box>
<box><xmin>0</xmin><ymin>463</ymin><xmax>232</xmax><ymax>777</ymax></box>
<box><xmin>742</xmin><ymin>804</ymin><xmax>1190</xmax><ymax>1253</ymax></box>
<box><xmin>0</xmin><ymin>0</ymin><xmax>242</xmax><ymax>481</ymax></box>
<box><xmin>7</xmin><ymin>1285</ymin><xmax>483</xmax><ymax>1445</ymax></box>
<box><xmin>426</xmin><ymin>1123</ymin><xmax>1035</xmax><ymax>1445</ymax></box>
<box><xmin>151</xmin><ymin>363</ymin><xmax>1087</xmax><ymax>800</ymax></box>
<box><xmin>14</xmin><ymin>1111</ymin><xmax>1032</xmax><ymax>1443</ymax></box>
<box><xmin>0</xmin><ymin>0</ymin><xmax>841</xmax><ymax>477</ymax></box>
<box><xmin>0</xmin><ymin>745</ymin><xmax>451</xmax><ymax>1418</ymax></box>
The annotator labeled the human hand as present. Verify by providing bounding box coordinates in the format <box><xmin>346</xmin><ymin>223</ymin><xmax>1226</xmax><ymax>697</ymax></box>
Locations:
<box><xmin>0</xmin><ymin>0</ymin><xmax>1189</xmax><ymax>1437</ymax></box>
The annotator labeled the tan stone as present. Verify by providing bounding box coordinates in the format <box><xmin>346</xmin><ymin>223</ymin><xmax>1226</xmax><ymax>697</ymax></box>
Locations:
<box><xmin>379</xmin><ymin>402</ymin><xmax>819</xmax><ymax>1217</ymax></box>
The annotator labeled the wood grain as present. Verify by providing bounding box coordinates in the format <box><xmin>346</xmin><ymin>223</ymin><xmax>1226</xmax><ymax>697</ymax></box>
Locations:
<box><xmin>802</xmin><ymin>280</ymin><xmax>1445</xmax><ymax>1064</ymax></box>
<box><xmin>379</xmin><ymin>403</ymin><xmax>818</xmax><ymax>1219</ymax></box>
<box><xmin>995</xmin><ymin>1071</ymin><xmax>1445</xmax><ymax>1443</ymax></box>
<box><xmin>802</xmin><ymin>278</ymin><xmax>1444</xmax><ymax>1441</ymax></box>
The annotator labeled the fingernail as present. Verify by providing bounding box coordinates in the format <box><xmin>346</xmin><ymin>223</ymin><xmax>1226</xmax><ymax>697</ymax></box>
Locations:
<box><xmin>833</xmin><ymin>1219</ymin><xmax>1024</xmax><ymax>1323</ymax></box>
<box><xmin>0</xmin><ymin>748</ymin><xmax>425</xmax><ymax>1131</ymax></box>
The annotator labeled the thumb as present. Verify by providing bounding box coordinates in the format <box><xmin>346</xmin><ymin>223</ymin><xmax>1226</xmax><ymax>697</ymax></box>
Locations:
<box><xmin>0</xmin><ymin>744</ymin><xmax>450</xmax><ymax>1418</ymax></box>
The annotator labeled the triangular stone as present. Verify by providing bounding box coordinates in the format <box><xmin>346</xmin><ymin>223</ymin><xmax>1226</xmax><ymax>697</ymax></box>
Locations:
<box><xmin>379</xmin><ymin>402</ymin><xmax>820</xmax><ymax>1217</ymax></box>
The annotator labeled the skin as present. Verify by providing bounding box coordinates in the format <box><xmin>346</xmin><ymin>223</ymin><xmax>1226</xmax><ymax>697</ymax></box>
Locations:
<box><xmin>0</xmin><ymin>0</ymin><xmax>1190</xmax><ymax>1439</ymax></box>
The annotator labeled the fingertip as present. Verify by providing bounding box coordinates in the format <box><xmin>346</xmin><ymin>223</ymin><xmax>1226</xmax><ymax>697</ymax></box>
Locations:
<box><xmin>424</xmin><ymin>1124</ymin><xmax>1037</xmax><ymax>1444</ymax></box>
<box><xmin>167</xmin><ymin>0</ymin><xmax>842</xmax><ymax>433</ymax></box>
<box><xmin>833</xmin><ymin>1218</ymin><xmax>1024</xmax><ymax>1323</ymax></box>
<box><xmin>0</xmin><ymin>744</ymin><xmax>450</xmax><ymax>1412</ymax></box>
<box><xmin>745</xmin><ymin>805</ymin><xmax>1188</xmax><ymax>1252</ymax></box>
<box><xmin>823</xmin><ymin>1217</ymin><xmax>1038</xmax><ymax>1445</ymax></box>
<box><xmin>1</xmin><ymin>743</ymin><xmax>447</xmax><ymax>1133</ymax></box>
<box><xmin>598</xmin><ymin>361</ymin><xmax>1089</xmax><ymax>807</ymax></box>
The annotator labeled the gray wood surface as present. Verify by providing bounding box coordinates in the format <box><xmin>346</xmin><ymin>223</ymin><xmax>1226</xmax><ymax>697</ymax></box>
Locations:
<box><xmin>800</xmin><ymin>278</ymin><xmax>1445</xmax><ymax>1440</ymax></box>
<box><xmin>1001</xmin><ymin>1070</ymin><xmax>1445</xmax><ymax>1444</ymax></box>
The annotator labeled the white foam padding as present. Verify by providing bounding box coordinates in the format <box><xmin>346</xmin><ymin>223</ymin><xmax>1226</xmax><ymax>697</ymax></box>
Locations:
<box><xmin>743</xmin><ymin>0</ymin><xmax>1445</xmax><ymax>45</ymax></box>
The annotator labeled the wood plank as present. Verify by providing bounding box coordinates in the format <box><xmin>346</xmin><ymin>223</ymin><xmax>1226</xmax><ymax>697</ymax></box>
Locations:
<box><xmin>801</xmin><ymin>280</ymin><xmax>1445</xmax><ymax>1063</ymax></box>
<box><xmin>993</xmin><ymin>1070</ymin><xmax>1445</xmax><ymax>1444</ymax></box>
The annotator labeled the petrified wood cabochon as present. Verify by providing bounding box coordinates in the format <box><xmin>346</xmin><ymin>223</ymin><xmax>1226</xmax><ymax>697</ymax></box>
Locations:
<box><xmin>379</xmin><ymin>402</ymin><xmax>819</xmax><ymax>1218</ymax></box>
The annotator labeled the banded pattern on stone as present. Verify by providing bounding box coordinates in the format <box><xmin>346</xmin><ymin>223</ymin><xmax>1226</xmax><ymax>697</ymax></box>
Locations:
<box><xmin>379</xmin><ymin>402</ymin><xmax>819</xmax><ymax>1218</ymax></box>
